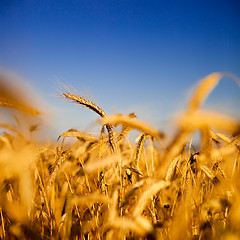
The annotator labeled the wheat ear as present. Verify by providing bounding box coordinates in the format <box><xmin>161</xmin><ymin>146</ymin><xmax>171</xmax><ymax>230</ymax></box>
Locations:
<box><xmin>187</xmin><ymin>73</ymin><xmax>222</xmax><ymax>113</ymax></box>
<box><xmin>134</xmin><ymin>133</ymin><xmax>149</xmax><ymax>169</ymax></box>
<box><xmin>62</xmin><ymin>92</ymin><xmax>115</xmax><ymax>152</ymax></box>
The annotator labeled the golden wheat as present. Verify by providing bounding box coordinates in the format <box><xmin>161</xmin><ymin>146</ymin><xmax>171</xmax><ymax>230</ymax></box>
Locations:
<box><xmin>0</xmin><ymin>72</ymin><xmax>239</xmax><ymax>239</ymax></box>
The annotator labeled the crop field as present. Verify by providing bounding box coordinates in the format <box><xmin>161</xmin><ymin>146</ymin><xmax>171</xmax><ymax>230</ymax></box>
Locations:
<box><xmin>0</xmin><ymin>73</ymin><xmax>240</xmax><ymax>240</ymax></box>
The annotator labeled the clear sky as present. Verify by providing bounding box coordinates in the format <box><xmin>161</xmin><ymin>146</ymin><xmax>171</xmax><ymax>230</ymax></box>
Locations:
<box><xmin>0</xmin><ymin>0</ymin><xmax>240</xmax><ymax>138</ymax></box>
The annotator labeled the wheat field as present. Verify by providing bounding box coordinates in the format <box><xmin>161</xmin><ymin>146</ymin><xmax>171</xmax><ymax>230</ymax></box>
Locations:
<box><xmin>0</xmin><ymin>72</ymin><xmax>240</xmax><ymax>240</ymax></box>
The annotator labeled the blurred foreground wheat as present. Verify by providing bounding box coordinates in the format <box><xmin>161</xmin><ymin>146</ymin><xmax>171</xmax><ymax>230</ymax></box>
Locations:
<box><xmin>0</xmin><ymin>72</ymin><xmax>240</xmax><ymax>240</ymax></box>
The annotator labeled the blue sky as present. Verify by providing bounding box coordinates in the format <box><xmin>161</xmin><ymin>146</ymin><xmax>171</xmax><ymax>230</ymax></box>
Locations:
<box><xmin>0</xmin><ymin>0</ymin><xmax>240</xmax><ymax>138</ymax></box>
